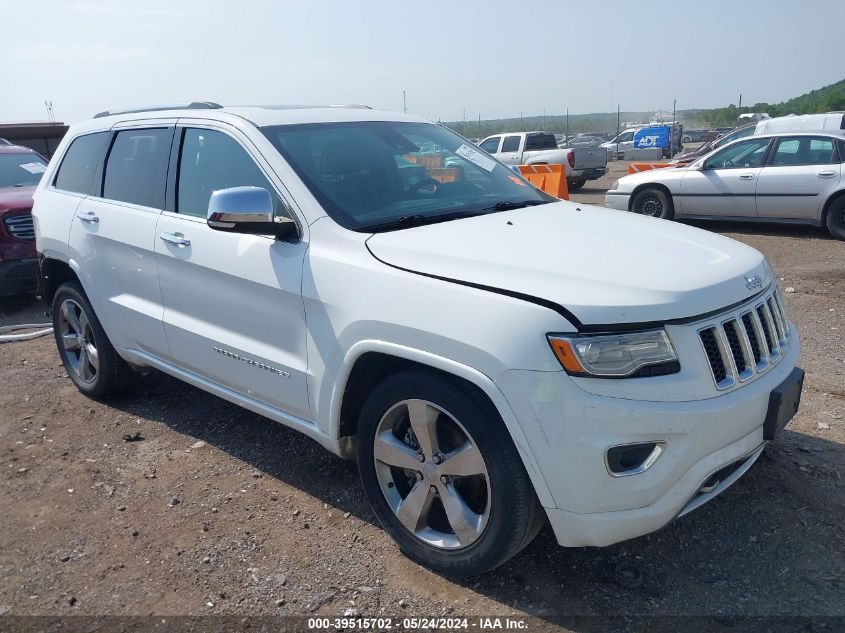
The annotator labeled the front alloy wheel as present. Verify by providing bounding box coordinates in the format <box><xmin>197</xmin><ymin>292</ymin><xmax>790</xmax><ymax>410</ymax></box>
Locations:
<box><xmin>373</xmin><ymin>399</ymin><xmax>490</xmax><ymax>549</ymax></box>
<box><xmin>357</xmin><ymin>371</ymin><xmax>546</xmax><ymax>576</ymax></box>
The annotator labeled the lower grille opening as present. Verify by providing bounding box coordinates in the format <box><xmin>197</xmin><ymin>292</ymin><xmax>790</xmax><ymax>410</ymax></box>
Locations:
<box><xmin>699</xmin><ymin>460</ymin><xmax>744</xmax><ymax>493</ymax></box>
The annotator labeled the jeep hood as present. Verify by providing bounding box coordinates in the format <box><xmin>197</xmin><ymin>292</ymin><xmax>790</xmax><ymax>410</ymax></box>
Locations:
<box><xmin>0</xmin><ymin>186</ymin><xmax>35</xmax><ymax>212</ymax></box>
<box><xmin>365</xmin><ymin>201</ymin><xmax>769</xmax><ymax>327</ymax></box>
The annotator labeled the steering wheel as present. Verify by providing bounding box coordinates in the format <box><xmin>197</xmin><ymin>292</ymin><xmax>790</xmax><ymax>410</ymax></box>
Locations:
<box><xmin>408</xmin><ymin>177</ymin><xmax>440</xmax><ymax>194</ymax></box>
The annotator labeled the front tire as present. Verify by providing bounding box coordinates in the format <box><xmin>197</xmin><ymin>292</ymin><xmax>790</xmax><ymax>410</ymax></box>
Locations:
<box><xmin>356</xmin><ymin>370</ymin><xmax>545</xmax><ymax>576</ymax></box>
<box><xmin>52</xmin><ymin>282</ymin><xmax>132</xmax><ymax>397</ymax></box>
<box><xmin>631</xmin><ymin>187</ymin><xmax>674</xmax><ymax>219</ymax></box>
<box><xmin>825</xmin><ymin>196</ymin><xmax>845</xmax><ymax>241</ymax></box>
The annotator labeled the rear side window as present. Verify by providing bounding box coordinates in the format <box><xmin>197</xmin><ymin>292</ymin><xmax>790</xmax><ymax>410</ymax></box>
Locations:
<box><xmin>501</xmin><ymin>135</ymin><xmax>521</xmax><ymax>152</ymax></box>
<box><xmin>771</xmin><ymin>136</ymin><xmax>837</xmax><ymax>167</ymax></box>
<box><xmin>103</xmin><ymin>128</ymin><xmax>172</xmax><ymax>208</ymax></box>
<box><xmin>524</xmin><ymin>133</ymin><xmax>558</xmax><ymax>151</ymax></box>
<box><xmin>54</xmin><ymin>132</ymin><xmax>110</xmax><ymax>195</ymax></box>
<box><xmin>177</xmin><ymin>128</ymin><xmax>278</xmax><ymax>218</ymax></box>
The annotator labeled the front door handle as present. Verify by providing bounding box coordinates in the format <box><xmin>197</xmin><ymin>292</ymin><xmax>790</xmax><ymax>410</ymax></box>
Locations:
<box><xmin>77</xmin><ymin>210</ymin><xmax>99</xmax><ymax>223</ymax></box>
<box><xmin>160</xmin><ymin>232</ymin><xmax>191</xmax><ymax>247</ymax></box>
<box><xmin>817</xmin><ymin>170</ymin><xmax>836</xmax><ymax>178</ymax></box>
<box><xmin>738</xmin><ymin>173</ymin><xmax>755</xmax><ymax>180</ymax></box>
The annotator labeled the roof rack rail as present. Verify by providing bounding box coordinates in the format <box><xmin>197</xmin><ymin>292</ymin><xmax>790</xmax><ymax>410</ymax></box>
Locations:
<box><xmin>93</xmin><ymin>101</ymin><xmax>223</xmax><ymax>119</ymax></box>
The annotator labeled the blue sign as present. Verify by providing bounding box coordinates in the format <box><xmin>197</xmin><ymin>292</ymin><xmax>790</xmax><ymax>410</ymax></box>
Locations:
<box><xmin>634</xmin><ymin>126</ymin><xmax>671</xmax><ymax>149</ymax></box>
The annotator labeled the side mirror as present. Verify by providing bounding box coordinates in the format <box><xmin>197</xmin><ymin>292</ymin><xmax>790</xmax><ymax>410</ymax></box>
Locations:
<box><xmin>207</xmin><ymin>186</ymin><xmax>298</xmax><ymax>241</ymax></box>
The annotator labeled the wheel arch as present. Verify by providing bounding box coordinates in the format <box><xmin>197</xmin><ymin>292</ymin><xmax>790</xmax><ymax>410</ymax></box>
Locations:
<box><xmin>820</xmin><ymin>187</ymin><xmax>845</xmax><ymax>225</ymax></box>
<box><xmin>38</xmin><ymin>256</ymin><xmax>82</xmax><ymax>304</ymax></box>
<box><xmin>329</xmin><ymin>341</ymin><xmax>555</xmax><ymax>507</ymax></box>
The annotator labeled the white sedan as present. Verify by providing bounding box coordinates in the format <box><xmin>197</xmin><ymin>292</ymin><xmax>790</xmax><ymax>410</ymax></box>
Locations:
<box><xmin>605</xmin><ymin>131</ymin><xmax>845</xmax><ymax>240</ymax></box>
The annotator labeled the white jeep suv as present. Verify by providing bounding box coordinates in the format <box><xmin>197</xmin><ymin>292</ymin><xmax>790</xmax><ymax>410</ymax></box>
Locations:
<box><xmin>33</xmin><ymin>103</ymin><xmax>803</xmax><ymax>576</ymax></box>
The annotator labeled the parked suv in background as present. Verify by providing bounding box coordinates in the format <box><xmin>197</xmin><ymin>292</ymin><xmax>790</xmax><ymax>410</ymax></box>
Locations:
<box><xmin>33</xmin><ymin>104</ymin><xmax>802</xmax><ymax>576</ymax></box>
<box><xmin>0</xmin><ymin>144</ymin><xmax>48</xmax><ymax>296</ymax></box>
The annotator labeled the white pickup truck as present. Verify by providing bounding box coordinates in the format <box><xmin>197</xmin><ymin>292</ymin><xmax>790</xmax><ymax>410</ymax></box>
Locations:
<box><xmin>478</xmin><ymin>131</ymin><xmax>607</xmax><ymax>191</ymax></box>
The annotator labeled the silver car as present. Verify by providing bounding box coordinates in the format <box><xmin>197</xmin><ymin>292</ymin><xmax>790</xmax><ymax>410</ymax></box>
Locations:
<box><xmin>605</xmin><ymin>131</ymin><xmax>845</xmax><ymax>240</ymax></box>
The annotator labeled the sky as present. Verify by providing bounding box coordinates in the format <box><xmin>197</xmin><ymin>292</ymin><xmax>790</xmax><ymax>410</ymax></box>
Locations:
<box><xmin>2</xmin><ymin>0</ymin><xmax>843</xmax><ymax>125</ymax></box>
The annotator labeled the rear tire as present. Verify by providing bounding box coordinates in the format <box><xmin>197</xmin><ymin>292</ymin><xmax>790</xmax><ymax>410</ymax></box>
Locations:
<box><xmin>52</xmin><ymin>282</ymin><xmax>132</xmax><ymax>398</ymax></box>
<box><xmin>825</xmin><ymin>196</ymin><xmax>845</xmax><ymax>241</ymax></box>
<box><xmin>356</xmin><ymin>370</ymin><xmax>545</xmax><ymax>576</ymax></box>
<box><xmin>631</xmin><ymin>187</ymin><xmax>674</xmax><ymax>220</ymax></box>
<box><xmin>568</xmin><ymin>178</ymin><xmax>587</xmax><ymax>192</ymax></box>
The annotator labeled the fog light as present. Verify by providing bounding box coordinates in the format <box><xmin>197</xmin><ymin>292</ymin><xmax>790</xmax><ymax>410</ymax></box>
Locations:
<box><xmin>605</xmin><ymin>441</ymin><xmax>665</xmax><ymax>477</ymax></box>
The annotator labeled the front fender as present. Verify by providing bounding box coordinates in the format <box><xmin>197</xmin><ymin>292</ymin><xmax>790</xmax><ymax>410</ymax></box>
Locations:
<box><xmin>326</xmin><ymin>340</ymin><xmax>556</xmax><ymax>508</ymax></box>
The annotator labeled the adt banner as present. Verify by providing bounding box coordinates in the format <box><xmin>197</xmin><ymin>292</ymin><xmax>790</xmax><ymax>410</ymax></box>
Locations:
<box><xmin>634</xmin><ymin>126</ymin><xmax>670</xmax><ymax>149</ymax></box>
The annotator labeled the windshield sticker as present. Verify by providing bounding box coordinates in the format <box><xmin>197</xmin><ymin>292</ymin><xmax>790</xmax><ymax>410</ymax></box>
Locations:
<box><xmin>509</xmin><ymin>175</ymin><xmax>528</xmax><ymax>187</ymax></box>
<box><xmin>455</xmin><ymin>144</ymin><xmax>497</xmax><ymax>172</ymax></box>
<box><xmin>19</xmin><ymin>162</ymin><xmax>47</xmax><ymax>174</ymax></box>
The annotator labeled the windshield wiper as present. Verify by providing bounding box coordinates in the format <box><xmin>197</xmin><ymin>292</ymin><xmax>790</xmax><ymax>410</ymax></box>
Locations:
<box><xmin>363</xmin><ymin>211</ymin><xmax>486</xmax><ymax>233</ymax></box>
<box><xmin>482</xmin><ymin>199</ymin><xmax>551</xmax><ymax>212</ymax></box>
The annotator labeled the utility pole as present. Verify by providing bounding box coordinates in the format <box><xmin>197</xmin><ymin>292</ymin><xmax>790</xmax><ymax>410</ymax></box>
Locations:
<box><xmin>402</xmin><ymin>91</ymin><xmax>407</xmax><ymax>114</ymax></box>
<box><xmin>671</xmin><ymin>98</ymin><xmax>676</xmax><ymax>158</ymax></box>
<box><xmin>616</xmin><ymin>104</ymin><xmax>621</xmax><ymax>158</ymax></box>
<box><xmin>738</xmin><ymin>93</ymin><xmax>742</xmax><ymax>113</ymax></box>
<box><xmin>478</xmin><ymin>114</ymin><xmax>481</xmax><ymax>139</ymax></box>
<box><xmin>565</xmin><ymin>108</ymin><xmax>569</xmax><ymax>144</ymax></box>
<box><xmin>520</xmin><ymin>111</ymin><xmax>523</xmax><ymax>130</ymax></box>
<box><xmin>543</xmin><ymin>108</ymin><xmax>546</xmax><ymax>130</ymax></box>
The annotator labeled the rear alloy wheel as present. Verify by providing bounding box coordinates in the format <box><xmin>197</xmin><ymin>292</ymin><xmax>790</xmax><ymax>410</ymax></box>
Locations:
<box><xmin>57</xmin><ymin>298</ymin><xmax>99</xmax><ymax>385</ymax></box>
<box><xmin>357</xmin><ymin>371</ymin><xmax>545</xmax><ymax>576</ymax></box>
<box><xmin>631</xmin><ymin>187</ymin><xmax>674</xmax><ymax>219</ymax></box>
<box><xmin>825</xmin><ymin>196</ymin><xmax>845</xmax><ymax>241</ymax></box>
<box><xmin>52</xmin><ymin>282</ymin><xmax>132</xmax><ymax>397</ymax></box>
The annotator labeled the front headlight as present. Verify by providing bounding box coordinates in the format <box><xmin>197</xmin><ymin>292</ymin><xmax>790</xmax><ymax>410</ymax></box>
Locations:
<box><xmin>547</xmin><ymin>329</ymin><xmax>679</xmax><ymax>378</ymax></box>
<box><xmin>610</xmin><ymin>180</ymin><xmax>620</xmax><ymax>191</ymax></box>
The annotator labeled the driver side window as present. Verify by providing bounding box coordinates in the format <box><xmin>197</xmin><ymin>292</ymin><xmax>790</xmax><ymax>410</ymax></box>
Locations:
<box><xmin>704</xmin><ymin>138</ymin><xmax>770</xmax><ymax>170</ymax></box>
<box><xmin>177</xmin><ymin>128</ymin><xmax>281</xmax><ymax>218</ymax></box>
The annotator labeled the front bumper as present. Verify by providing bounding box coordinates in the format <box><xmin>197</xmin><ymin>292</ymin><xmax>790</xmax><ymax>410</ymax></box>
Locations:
<box><xmin>495</xmin><ymin>329</ymin><xmax>800</xmax><ymax>547</ymax></box>
<box><xmin>0</xmin><ymin>257</ymin><xmax>38</xmax><ymax>297</ymax></box>
<box><xmin>604</xmin><ymin>191</ymin><xmax>630</xmax><ymax>211</ymax></box>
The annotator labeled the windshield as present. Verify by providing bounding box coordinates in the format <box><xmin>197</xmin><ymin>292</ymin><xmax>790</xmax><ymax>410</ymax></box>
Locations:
<box><xmin>262</xmin><ymin>121</ymin><xmax>553</xmax><ymax>232</ymax></box>
<box><xmin>0</xmin><ymin>153</ymin><xmax>48</xmax><ymax>188</ymax></box>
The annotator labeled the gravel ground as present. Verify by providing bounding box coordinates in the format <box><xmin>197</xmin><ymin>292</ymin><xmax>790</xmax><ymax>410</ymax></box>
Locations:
<box><xmin>1</xmin><ymin>164</ymin><xmax>843</xmax><ymax>630</ymax></box>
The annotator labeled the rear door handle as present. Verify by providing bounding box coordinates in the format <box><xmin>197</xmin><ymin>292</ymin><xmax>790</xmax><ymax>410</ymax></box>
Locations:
<box><xmin>77</xmin><ymin>210</ymin><xmax>99</xmax><ymax>223</ymax></box>
<box><xmin>159</xmin><ymin>232</ymin><xmax>191</xmax><ymax>247</ymax></box>
<box><xmin>738</xmin><ymin>173</ymin><xmax>755</xmax><ymax>180</ymax></box>
<box><xmin>817</xmin><ymin>170</ymin><xmax>836</xmax><ymax>178</ymax></box>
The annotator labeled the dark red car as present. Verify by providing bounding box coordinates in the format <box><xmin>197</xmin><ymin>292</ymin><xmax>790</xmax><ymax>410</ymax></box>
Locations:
<box><xmin>0</xmin><ymin>145</ymin><xmax>48</xmax><ymax>297</ymax></box>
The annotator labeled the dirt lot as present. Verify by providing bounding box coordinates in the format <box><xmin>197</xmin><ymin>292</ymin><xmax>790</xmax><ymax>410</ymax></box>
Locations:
<box><xmin>1</xmin><ymin>166</ymin><xmax>843</xmax><ymax>629</ymax></box>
